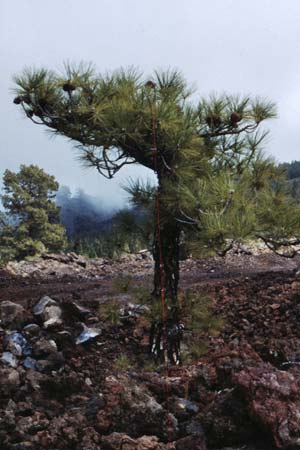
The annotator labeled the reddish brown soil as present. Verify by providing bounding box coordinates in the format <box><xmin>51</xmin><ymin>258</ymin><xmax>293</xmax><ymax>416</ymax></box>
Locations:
<box><xmin>1</xmin><ymin>253</ymin><xmax>300</xmax><ymax>449</ymax></box>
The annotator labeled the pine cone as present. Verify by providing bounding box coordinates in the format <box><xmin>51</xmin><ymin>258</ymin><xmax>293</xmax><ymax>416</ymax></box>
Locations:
<box><xmin>62</xmin><ymin>81</ymin><xmax>76</xmax><ymax>92</ymax></box>
<box><xmin>230</xmin><ymin>112</ymin><xmax>242</xmax><ymax>124</ymax></box>
<box><xmin>13</xmin><ymin>96</ymin><xmax>22</xmax><ymax>105</ymax></box>
<box><xmin>145</xmin><ymin>80</ymin><xmax>156</xmax><ymax>89</ymax></box>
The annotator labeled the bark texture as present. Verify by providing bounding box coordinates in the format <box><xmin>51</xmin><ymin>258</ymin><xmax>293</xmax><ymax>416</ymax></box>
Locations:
<box><xmin>150</xmin><ymin>172</ymin><xmax>183</xmax><ymax>364</ymax></box>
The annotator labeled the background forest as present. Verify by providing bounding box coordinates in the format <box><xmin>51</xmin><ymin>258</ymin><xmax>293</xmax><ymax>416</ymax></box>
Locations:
<box><xmin>1</xmin><ymin>159</ymin><xmax>300</xmax><ymax>264</ymax></box>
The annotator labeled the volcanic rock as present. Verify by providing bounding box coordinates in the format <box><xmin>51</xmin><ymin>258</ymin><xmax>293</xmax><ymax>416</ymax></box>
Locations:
<box><xmin>199</xmin><ymin>386</ymin><xmax>254</xmax><ymax>448</ymax></box>
<box><xmin>0</xmin><ymin>301</ymin><xmax>27</xmax><ymax>328</ymax></box>
<box><xmin>43</xmin><ymin>317</ymin><xmax>63</xmax><ymax>330</ymax></box>
<box><xmin>97</xmin><ymin>374</ymin><xmax>178</xmax><ymax>441</ymax></box>
<box><xmin>23</xmin><ymin>356</ymin><xmax>38</xmax><ymax>370</ymax></box>
<box><xmin>101</xmin><ymin>432</ymin><xmax>165</xmax><ymax>450</ymax></box>
<box><xmin>32</xmin><ymin>337</ymin><xmax>57</xmax><ymax>357</ymax></box>
<box><xmin>26</xmin><ymin>368</ymin><xmax>47</xmax><ymax>390</ymax></box>
<box><xmin>42</xmin><ymin>305</ymin><xmax>63</xmax><ymax>328</ymax></box>
<box><xmin>0</xmin><ymin>367</ymin><xmax>20</xmax><ymax>392</ymax></box>
<box><xmin>1</xmin><ymin>351</ymin><xmax>18</xmax><ymax>368</ymax></box>
<box><xmin>23</xmin><ymin>323</ymin><xmax>41</xmax><ymax>337</ymax></box>
<box><xmin>62</xmin><ymin>301</ymin><xmax>91</xmax><ymax>320</ymax></box>
<box><xmin>75</xmin><ymin>323</ymin><xmax>102</xmax><ymax>344</ymax></box>
<box><xmin>234</xmin><ymin>363</ymin><xmax>300</xmax><ymax>449</ymax></box>
<box><xmin>4</xmin><ymin>331</ymin><xmax>32</xmax><ymax>356</ymax></box>
<box><xmin>175</xmin><ymin>433</ymin><xmax>207</xmax><ymax>450</ymax></box>
<box><xmin>36</xmin><ymin>351</ymin><xmax>65</xmax><ymax>373</ymax></box>
<box><xmin>120</xmin><ymin>302</ymin><xmax>150</xmax><ymax>320</ymax></box>
<box><xmin>33</xmin><ymin>296</ymin><xmax>57</xmax><ymax>316</ymax></box>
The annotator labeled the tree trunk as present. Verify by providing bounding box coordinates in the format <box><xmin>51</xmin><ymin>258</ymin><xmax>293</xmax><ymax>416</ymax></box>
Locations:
<box><xmin>150</xmin><ymin>175</ymin><xmax>183</xmax><ymax>364</ymax></box>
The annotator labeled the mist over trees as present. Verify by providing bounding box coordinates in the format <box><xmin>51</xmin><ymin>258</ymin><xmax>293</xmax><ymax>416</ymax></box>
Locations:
<box><xmin>1</xmin><ymin>160</ymin><xmax>300</xmax><ymax>264</ymax></box>
<box><xmin>279</xmin><ymin>160</ymin><xmax>300</xmax><ymax>180</ymax></box>
<box><xmin>56</xmin><ymin>185</ymin><xmax>152</xmax><ymax>258</ymax></box>
<box><xmin>55</xmin><ymin>186</ymin><xmax>113</xmax><ymax>237</ymax></box>
<box><xmin>54</xmin><ymin>161</ymin><xmax>300</xmax><ymax>259</ymax></box>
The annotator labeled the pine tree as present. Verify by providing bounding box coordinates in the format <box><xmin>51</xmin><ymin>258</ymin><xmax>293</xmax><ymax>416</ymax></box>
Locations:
<box><xmin>12</xmin><ymin>65</ymin><xmax>300</xmax><ymax>362</ymax></box>
<box><xmin>0</xmin><ymin>164</ymin><xmax>66</xmax><ymax>261</ymax></box>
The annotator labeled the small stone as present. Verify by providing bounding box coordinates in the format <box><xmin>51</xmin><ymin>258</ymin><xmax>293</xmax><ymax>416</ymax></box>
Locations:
<box><xmin>0</xmin><ymin>301</ymin><xmax>26</xmax><ymax>327</ymax></box>
<box><xmin>33</xmin><ymin>296</ymin><xmax>57</xmax><ymax>315</ymax></box>
<box><xmin>87</xmin><ymin>316</ymin><xmax>101</xmax><ymax>324</ymax></box>
<box><xmin>54</xmin><ymin>330</ymin><xmax>73</xmax><ymax>348</ymax></box>
<box><xmin>1</xmin><ymin>352</ymin><xmax>18</xmax><ymax>368</ymax></box>
<box><xmin>43</xmin><ymin>317</ymin><xmax>63</xmax><ymax>330</ymax></box>
<box><xmin>33</xmin><ymin>338</ymin><xmax>57</xmax><ymax>357</ymax></box>
<box><xmin>26</xmin><ymin>368</ymin><xmax>46</xmax><ymax>390</ymax></box>
<box><xmin>0</xmin><ymin>368</ymin><xmax>20</xmax><ymax>391</ymax></box>
<box><xmin>85</xmin><ymin>377</ymin><xmax>92</xmax><ymax>386</ymax></box>
<box><xmin>120</xmin><ymin>302</ymin><xmax>150</xmax><ymax>319</ymax></box>
<box><xmin>7</xmin><ymin>340</ymin><xmax>22</xmax><ymax>356</ymax></box>
<box><xmin>23</xmin><ymin>323</ymin><xmax>41</xmax><ymax>337</ymax></box>
<box><xmin>35</xmin><ymin>360</ymin><xmax>52</xmax><ymax>372</ymax></box>
<box><xmin>23</xmin><ymin>357</ymin><xmax>37</xmax><ymax>370</ymax></box>
<box><xmin>270</xmin><ymin>303</ymin><xmax>281</xmax><ymax>310</ymax></box>
<box><xmin>62</xmin><ymin>301</ymin><xmax>91</xmax><ymax>319</ymax></box>
<box><xmin>5</xmin><ymin>331</ymin><xmax>32</xmax><ymax>356</ymax></box>
<box><xmin>175</xmin><ymin>398</ymin><xmax>199</xmax><ymax>413</ymax></box>
<box><xmin>75</xmin><ymin>324</ymin><xmax>101</xmax><ymax>345</ymax></box>
<box><xmin>101</xmin><ymin>433</ymin><xmax>164</xmax><ymax>449</ymax></box>
<box><xmin>43</xmin><ymin>305</ymin><xmax>62</xmax><ymax>321</ymax></box>
<box><xmin>46</xmin><ymin>351</ymin><xmax>65</xmax><ymax>370</ymax></box>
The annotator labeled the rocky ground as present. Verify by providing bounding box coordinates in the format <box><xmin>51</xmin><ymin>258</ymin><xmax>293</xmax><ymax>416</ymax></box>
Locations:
<box><xmin>1</xmin><ymin>250</ymin><xmax>300</xmax><ymax>449</ymax></box>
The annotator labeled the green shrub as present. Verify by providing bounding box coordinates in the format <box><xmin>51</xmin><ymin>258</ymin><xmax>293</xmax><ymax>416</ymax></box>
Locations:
<box><xmin>112</xmin><ymin>274</ymin><xmax>133</xmax><ymax>294</ymax></box>
<box><xmin>98</xmin><ymin>301</ymin><xmax>121</xmax><ymax>325</ymax></box>
<box><xmin>114</xmin><ymin>355</ymin><xmax>131</xmax><ymax>371</ymax></box>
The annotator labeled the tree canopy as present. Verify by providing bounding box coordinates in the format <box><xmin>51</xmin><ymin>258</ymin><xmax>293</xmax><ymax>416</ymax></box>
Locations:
<box><xmin>13</xmin><ymin>65</ymin><xmax>276</xmax><ymax>178</ymax></box>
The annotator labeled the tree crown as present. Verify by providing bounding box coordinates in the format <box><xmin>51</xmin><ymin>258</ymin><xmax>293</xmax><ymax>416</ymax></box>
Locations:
<box><xmin>0</xmin><ymin>165</ymin><xmax>66</xmax><ymax>261</ymax></box>
<box><xmin>13</xmin><ymin>65</ymin><xmax>276</xmax><ymax>179</ymax></box>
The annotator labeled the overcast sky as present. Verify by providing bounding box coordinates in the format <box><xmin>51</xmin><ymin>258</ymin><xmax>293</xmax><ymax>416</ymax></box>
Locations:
<box><xmin>1</xmin><ymin>0</ymin><xmax>300</xmax><ymax>208</ymax></box>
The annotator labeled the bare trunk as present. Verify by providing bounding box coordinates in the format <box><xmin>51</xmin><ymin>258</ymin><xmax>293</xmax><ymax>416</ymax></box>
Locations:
<box><xmin>150</xmin><ymin>175</ymin><xmax>183</xmax><ymax>364</ymax></box>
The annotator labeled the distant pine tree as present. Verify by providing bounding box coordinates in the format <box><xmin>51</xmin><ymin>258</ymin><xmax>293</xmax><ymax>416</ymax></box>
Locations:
<box><xmin>280</xmin><ymin>160</ymin><xmax>300</xmax><ymax>179</ymax></box>
<box><xmin>0</xmin><ymin>165</ymin><xmax>66</xmax><ymax>261</ymax></box>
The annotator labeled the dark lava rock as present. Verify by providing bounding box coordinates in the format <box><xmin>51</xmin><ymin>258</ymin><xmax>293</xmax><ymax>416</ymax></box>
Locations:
<box><xmin>199</xmin><ymin>387</ymin><xmax>256</xmax><ymax>448</ymax></box>
<box><xmin>0</xmin><ymin>367</ymin><xmax>21</xmax><ymax>393</ymax></box>
<box><xmin>32</xmin><ymin>337</ymin><xmax>57</xmax><ymax>357</ymax></box>
<box><xmin>36</xmin><ymin>351</ymin><xmax>65</xmax><ymax>373</ymax></box>
<box><xmin>23</xmin><ymin>324</ymin><xmax>41</xmax><ymax>338</ymax></box>
<box><xmin>62</xmin><ymin>301</ymin><xmax>92</xmax><ymax>320</ymax></box>
<box><xmin>33</xmin><ymin>296</ymin><xmax>57</xmax><ymax>316</ymax></box>
<box><xmin>233</xmin><ymin>363</ymin><xmax>300</xmax><ymax>449</ymax></box>
<box><xmin>96</xmin><ymin>374</ymin><xmax>178</xmax><ymax>441</ymax></box>
<box><xmin>175</xmin><ymin>433</ymin><xmax>207</xmax><ymax>450</ymax></box>
<box><xmin>0</xmin><ymin>301</ymin><xmax>28</xmax><ymax>328</ymax></box>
